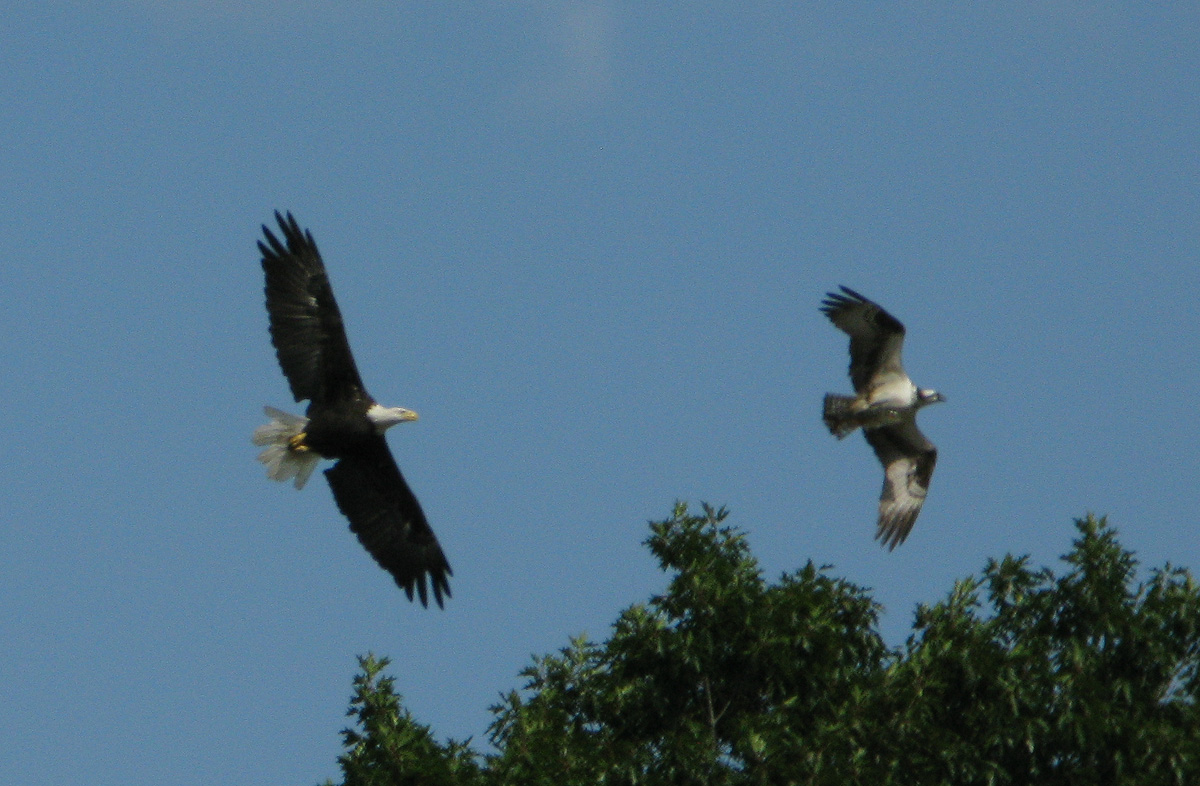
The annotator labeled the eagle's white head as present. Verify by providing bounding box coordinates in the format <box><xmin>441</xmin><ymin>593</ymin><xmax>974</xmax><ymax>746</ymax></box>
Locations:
<box><xmin>366</xmin><ymin>403</ymin><xmax>420</xmax><ymax>434</ymax></box>
<box><xmin>917</xmin><ymin>389</ymin><xmax>946</xmax><ymax>407</ymax></box>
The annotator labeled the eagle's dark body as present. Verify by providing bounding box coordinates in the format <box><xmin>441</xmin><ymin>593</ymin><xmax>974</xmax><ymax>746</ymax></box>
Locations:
<box><xmin>300</xmin><ymin>405</ymin><xmax>380</xmax><ymax>457</ymax></box>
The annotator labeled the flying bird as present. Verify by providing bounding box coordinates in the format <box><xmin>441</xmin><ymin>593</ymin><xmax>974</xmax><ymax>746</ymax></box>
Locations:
<box><xmin>820</xmin><ymin>286</ymin><xmax>945</xmax><ymax>549</ymax></box>
<box><xmin>252</xmin><ymin>211</ymin><xmax>451</xmax><ymax>607</ymax></box>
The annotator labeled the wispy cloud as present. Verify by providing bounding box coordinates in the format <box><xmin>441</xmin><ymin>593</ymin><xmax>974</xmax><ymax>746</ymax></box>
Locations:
<box><xmin>507</xmin><ymin>1</ymin><xmax>619</xmax><ymax>118</ymax></box>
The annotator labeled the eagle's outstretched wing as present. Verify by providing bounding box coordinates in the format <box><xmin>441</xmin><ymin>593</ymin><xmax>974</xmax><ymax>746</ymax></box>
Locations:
<box><xmin>259</xmin><ymin>211</ymin><xmax>367</xmax><ymax>407</ymax></box>
<box><xmin>324</xmin><ymin>438</ymin><xmax>452</xmax><ymax>608</ymax></box>
<box><xmin>863</xmin><ymin>421</ymin><xmax>937</xmax><ymax>550</ymax></box>
<box><xmin>820</xmin><ymin>286</ymin><xmax>908</xmax><ymax>394</ymax></box>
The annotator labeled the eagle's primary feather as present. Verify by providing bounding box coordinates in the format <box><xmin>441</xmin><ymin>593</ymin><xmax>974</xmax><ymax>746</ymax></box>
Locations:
<box><xmin>258</xmin><ymin>212</ymin><xmax>365</xmax><ymax>407</ymax></box>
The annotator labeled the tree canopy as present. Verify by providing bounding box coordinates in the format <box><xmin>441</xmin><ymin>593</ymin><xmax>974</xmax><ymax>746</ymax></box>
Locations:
<box><xmin>323</xmin><ymin>504</ymin><xmax>1200</xmax><ymax>786</ymax></box>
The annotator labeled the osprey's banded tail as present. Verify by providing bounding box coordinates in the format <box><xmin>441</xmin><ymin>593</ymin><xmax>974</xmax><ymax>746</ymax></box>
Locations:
<box><xmin>823</xmin><ymin>394</ymin><xmax>860</xmax><ymax>440</ymax></box>
<box><xmin>252</xmin><ymin>406</ymin><xmax>321</xmax><ymax>489</ymax></box>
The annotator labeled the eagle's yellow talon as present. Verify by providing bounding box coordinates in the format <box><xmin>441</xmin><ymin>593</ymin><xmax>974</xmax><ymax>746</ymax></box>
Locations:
<box><xmin>289</xmin><ymin>432</ymin><xmax>310</xmax><ymax>452</ymax></box>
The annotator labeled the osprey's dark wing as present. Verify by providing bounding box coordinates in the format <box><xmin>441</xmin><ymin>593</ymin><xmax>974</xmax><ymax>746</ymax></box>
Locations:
<box><xmin>820</xmin><ymin>286</ymin><xmax>907</xmax><ymax>393</ymax></box>
<box><xmin>259</xmin><ymin>211</ymin><xmax>366</xmax><ymax>407</ymax></box>
<box><xmin>324</xmin><ymin>438</ymin><xmax>452</xmax><ymax>608</ymax></box>
<box><xmin>863</xmin><ymin>421</ymin><xmax>937</xmax><ymax>550</ymax></box>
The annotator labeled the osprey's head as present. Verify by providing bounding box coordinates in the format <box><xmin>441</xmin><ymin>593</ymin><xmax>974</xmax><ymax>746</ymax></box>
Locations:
<box><xmin>917</xmin><ymin>389</ymin><xmax>946</xmax><ymax>407</ymax></box>
<box><xmin>366</xmin><ymin>403</ymin><xmax>420</xmax><ymax>434</ymax></box>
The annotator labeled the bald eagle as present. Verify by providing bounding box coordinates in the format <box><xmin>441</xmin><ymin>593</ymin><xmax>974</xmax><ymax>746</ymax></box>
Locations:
<box><xmin>820</xmin><ymin>286</ymin><xmax>945</xmax><ymax>550</ymax></box>
<box><xmin>252</xmin><ymin>212</ymin><xmax>451</xmax><ymax>607</ymax></box>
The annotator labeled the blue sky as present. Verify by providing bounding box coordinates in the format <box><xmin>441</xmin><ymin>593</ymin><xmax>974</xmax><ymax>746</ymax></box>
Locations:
<box><xmin>3</xmin><ymin>4</ymin><xmax>1198</xmax><ymax>784</ymax></box>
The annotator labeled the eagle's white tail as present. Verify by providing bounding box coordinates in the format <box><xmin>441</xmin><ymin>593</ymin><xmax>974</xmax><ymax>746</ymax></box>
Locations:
<box><xmin>252</xmin><ymin>406</ymin><xmax>320</xmax><ymax>489</ymax></box>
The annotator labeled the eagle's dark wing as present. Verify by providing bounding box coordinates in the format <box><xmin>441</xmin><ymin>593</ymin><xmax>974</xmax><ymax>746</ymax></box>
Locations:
<box><xmin>259</xmin><ymin>211</ymin><xmax>366</xmax><ymax>407</ymax></box>
<box><xmin>324</xmin><ymin>437</ymin><xmax>452</xmax><ymax>608</ymax></box>
<box><xmin>863</xmin><ymin>420</ymin><xmax>937</xmax><ymax>550</ymax></box>
<box><xmin>820</xmin><ymin>286</ymin><xmax>907</xmax><ymax>393</ymax></box>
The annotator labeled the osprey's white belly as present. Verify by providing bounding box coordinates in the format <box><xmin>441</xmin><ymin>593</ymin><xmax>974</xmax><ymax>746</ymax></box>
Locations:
<box><xmin>867</xmin><ymin>377</ymin><xmax>917</xmax><ymax>408</ymax></box>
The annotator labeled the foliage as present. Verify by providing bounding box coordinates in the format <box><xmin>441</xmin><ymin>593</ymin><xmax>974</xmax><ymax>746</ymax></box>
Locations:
<box><xmin>883</xmin><ymin>515</ymin><xmax>1200</xmax><ymax>785</ymax></box>
<box><xmin>322</xmin><ymin>505</ymin><xmax>1200</xmax><ymax>785</ymax></box>
<box><xmin>321</xmin><ymin>653</ymin><xmax>482</xmax><ymax>786</ymax></box>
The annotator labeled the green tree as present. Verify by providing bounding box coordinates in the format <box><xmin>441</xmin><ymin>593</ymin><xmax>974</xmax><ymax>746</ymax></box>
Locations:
<box><xmin>322</xmin><ymin>505</ymin><xmax>1200</xmax><ymax>786</ymax></box>
<box><xmin>882</xmin><ymin>516</ymin><xmax>1200</xmax><ymax>784</ymax></box>
<box><xmin>323</xmin><ymin>653</ymin><xmax>482</xmax><ymax>786</ymax></box>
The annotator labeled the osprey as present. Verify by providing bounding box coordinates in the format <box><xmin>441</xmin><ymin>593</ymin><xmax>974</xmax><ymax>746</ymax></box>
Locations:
<box><xmin>820</xmin><ymin>286</ymin><xmax>945</xmax><ymax>549</ymax></box>
<box><xmin>252</xmin><ymin>212</ymin><xmax>451</xmax><ymax>607</ymax></box>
